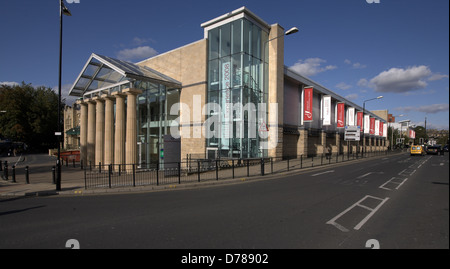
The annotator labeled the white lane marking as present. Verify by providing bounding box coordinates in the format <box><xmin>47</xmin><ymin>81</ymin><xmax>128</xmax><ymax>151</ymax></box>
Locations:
<box><xmin>357</xmin><ymin>172</ymin><xmax>373</xmax><ymax>179</ymax></box>
<box><xmin>326</xmin><ymin>195</ymin><xmax>389</xmax><ymax>232</ymax></box>
<box><xmin>311</xmin><ymin>170</ymin><xmax>334</xmax><ymax>177</ymax></box>
<box><xmin>379</xmin><ymin>176</ymin><xmax>409</xmax><ymax>190</ymax></box>
<box><xmin>354</xmin><ymin>196</ymin><xmax>389</xmax><ymax>230</ymax></box>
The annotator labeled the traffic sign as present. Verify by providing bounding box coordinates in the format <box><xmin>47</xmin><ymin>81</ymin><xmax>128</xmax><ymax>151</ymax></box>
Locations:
<box><xmin>344</xmin><ymin>126</ymin><xmax>361</xmax><ymax>141</ymax></box>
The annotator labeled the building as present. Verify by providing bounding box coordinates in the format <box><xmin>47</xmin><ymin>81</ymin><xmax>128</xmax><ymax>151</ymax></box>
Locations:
<box><xmin>68</xmin><ymin>7</ymin><xmax>388</xmax><ymax>168</ymax></box>
<box><xmin>63</xmin><ymin>104</ymin><xmax>80</xmax><ymax>150</ymax></box>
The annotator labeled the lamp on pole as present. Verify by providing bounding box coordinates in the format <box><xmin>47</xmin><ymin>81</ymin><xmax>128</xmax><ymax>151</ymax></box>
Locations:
<box><xmin>361</xmin><ymin>96</ymin><xmax>383</xmax><ymax>157</ymax></box>
<box><xmin>56</xmin><ymin>0</ymin><xmax>72</xmax><ymax>191</ymax></box>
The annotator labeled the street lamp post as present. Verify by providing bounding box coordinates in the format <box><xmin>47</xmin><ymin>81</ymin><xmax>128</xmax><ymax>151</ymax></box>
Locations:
<box><xmin>57</xmin><ymin>0</ymin><xmax>72</xmax><ymax>191</ymax></box>
<box><xmin>361</xmin><ymin>96</ymin><xmax>383</xmax><ymax>157</ymax></box>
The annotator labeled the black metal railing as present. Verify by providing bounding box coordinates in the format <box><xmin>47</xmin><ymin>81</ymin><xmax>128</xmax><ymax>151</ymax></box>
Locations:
<box><xmin>83</xmin><ymin>149</ymin><xmax>397</xmax><ymax>189</ymax></box>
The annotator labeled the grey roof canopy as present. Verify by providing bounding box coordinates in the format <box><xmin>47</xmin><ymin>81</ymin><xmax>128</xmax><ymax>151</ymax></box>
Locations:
<box><xmin>69</xmin><ymin>53</ymin><xmax>181</xmax><ymax>97</ymax></box>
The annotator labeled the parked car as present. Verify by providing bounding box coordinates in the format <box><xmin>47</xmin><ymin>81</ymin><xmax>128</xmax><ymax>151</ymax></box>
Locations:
<box><xmin>426</xmin><ymin>145</ymin><xmax>441</xmax><ymax>155</ymax></box>
<box><xmin>410</xmin><ymin>145</ymin><xmax>425</xmax><ymax>156</ymax></box>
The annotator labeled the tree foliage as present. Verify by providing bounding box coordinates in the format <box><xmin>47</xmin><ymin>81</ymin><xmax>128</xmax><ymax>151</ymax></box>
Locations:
<box><xmin>0</xmin><ymin>82</ymin><xmax>64</xmax><ymax>150</ymax></box>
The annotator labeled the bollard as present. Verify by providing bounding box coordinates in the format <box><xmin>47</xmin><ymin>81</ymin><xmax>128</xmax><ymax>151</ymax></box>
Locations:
<box><xmin>197</xmin><ymin>161</ymin><xmax>201</xmax><ymax>182</ymax></box>
<box><xmin>25</xmin><ymin>166</ymin><xmax>30</xmax><ymax>184</ymax></box>
<box><xmin>12</xmin><ymin>165</ymin><xmax>16</xmax><ymax>183</ymax></box>
<box><xmin>4</xmin><ymin>161</ymin><xmax>8</xmax><ymax>181</ymax></box>
<box><xmin>52</xmin><ymin>166</ymin><xmax>56</xmax><ymax>184</ymax></box>
<box><xmin>0</xmin><ymin>160</ymin><xmax>2</xmax><ymax>171</ymax></box>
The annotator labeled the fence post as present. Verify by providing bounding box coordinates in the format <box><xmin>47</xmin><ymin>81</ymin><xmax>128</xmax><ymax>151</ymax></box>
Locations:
<box><xmin>132</xmin><ymin>164</ymin><xmax>136</xmax><ymax>187</ymax></box>
<box><xmin>178</xmin><ymin>162</ymin><xmax>181</xmax><ymax>184</ymax></box>
<box><xmin>271</xmin><ymin>157</ymin><xmax>273</xmax><ymax>174</ymax></box>
<box><xmin>80</xmin><ymin>160</ymin><xmax>83</xmax><ymax>170</ymax></box>
<box><xmin>232</xmin><ymin>159</ymin><xmax>235</xmax><ymax>179</ymax></box>
<box><xmin>25</xmin><ymin>166</ymin><xmax>29</xmax><ymax>184</ymax></box>
<box><xmin>73</xmin><ymin>159</ymin><xmax>75</xmax><ymax>168</ymax></box>
<box><xmin>0</xmin><ymin>160</ymin><xmax>2</xmax><ymax>172</ymax></box>
<box><xmin>156</xmin><ymin>163</ymin><xmax>159</xmax><ymax>186</ymax></box>
<box><xmin>261</xmin><ymin>158</ymin><xmax>265</xmax><ymax>176</ymax></box>
<box><xmin>215</xmin><ymin>160</ymin><xmax>219</xmax><ymax>180</ymax></box>
<box><xmin>300</xmin><ymin>155</ymin><xmax>302</xmax><ymax>169</ymax></box>
<box><xmin>197</xmin><ymin>161</ymin><xmax>201</xmax><ymax>182</ymax></box>
<box><xmin>108</xmin><ymin>164</ymin><xmax>112</xmax><ymax>188</ymax></box>
<box><xmin>247</xmin><ymin>159</ymin><xmax>249</xmax><ymax>177</ymax></box>
<box><xmin>287</xmin><ymin>158</ymin><xmax>290</xmax><ymax>171</ymax></box>
<box><xmin>321</xmin><ymin>154</ymin><xmax>323</xmax><ymax>166</ymax></box>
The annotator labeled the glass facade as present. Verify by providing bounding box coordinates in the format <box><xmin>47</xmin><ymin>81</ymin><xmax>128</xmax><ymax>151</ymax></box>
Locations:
<box><xmin>136</xmin><ymin>81</ymin><xmax>180</xmax><ymax>169</ymax></box>
<box><xmin>207</xmin><ymin>18</ymin><xmax>269</xmax><ymax>159</ymax></box>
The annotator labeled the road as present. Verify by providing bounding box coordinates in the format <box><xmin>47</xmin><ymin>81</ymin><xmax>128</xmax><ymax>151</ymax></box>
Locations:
<box><xmin>0</xmin><ymin>152</ymin><xmax>448</xmax><ymax>250</ymax></box>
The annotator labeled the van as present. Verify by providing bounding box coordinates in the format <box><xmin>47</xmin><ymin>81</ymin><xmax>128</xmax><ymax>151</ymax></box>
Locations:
<box><xmin>410</xmin><ymin>145</ymin><xmax>425</xmax><ymax>156</ymax></box>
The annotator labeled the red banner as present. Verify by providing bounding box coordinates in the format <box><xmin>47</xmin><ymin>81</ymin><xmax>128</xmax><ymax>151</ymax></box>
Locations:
<box><xmin>303</xmin><ymin>87</ymin><xmax>313</xmax><ymax>122</ymax></box>
<box><xmin>369</xmin><ymin>118</ymin><xmax>375</xmax><ymax>135</ymax></box>
<box><xmin>409</xmin><ymin>130</ymin><xmax>416</xmax><ymax>139</ymax></box>
<box><xmin>337</xmin><ymin>103</ymin><xmax>345</xmax><ymax>128</ymax></box>
<box><xmin>357</xmin><ymin>112</ymin><xmax>363</xmax><ymax>130</ymax></box>
<box><xmin>379</xmin><ymin>121</ymin><xmax>383</xmax><ymax>136</ymax></box>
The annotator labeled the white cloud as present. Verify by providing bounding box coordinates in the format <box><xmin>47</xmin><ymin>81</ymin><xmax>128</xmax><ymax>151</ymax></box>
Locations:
<box><xmin>335</xmin><ymin>82</ymin><xmax>352</xmax><ymax>90</ymax></box>
<box><xmin>289</xmin><ymin>58</ymin><xmax>337</xmax><ymax>77</ymax></box>
<box><xmin>396</xmin><ymin>103</ymin><xmax>449</xmax><ymax>114</ymax></box>
<box><xmin>0</xmin><ymin>81</ymin><xmax>19</xmax><ymax>87</ymax></box>
<box><xmin>357</xmin><ymin>78</ymin><xmax>369</xmax><ymax>87</ymax></box>
<box><xmin>428</xmin><ymin>73</ymin><xmax>449</xmax><ymax>81</ymax></box>
<box><xmin>117</xmin><ymin>46</ymin><xmax>158</xmax><ymax>62</ymax></box>
<box><xmin>369</xmin><ymin>65</ymin><xmax>432</xmax><ymax>93</ymax></box>
<box><xmin>345</xmin><ymin>93</ymin><xmax>358</xmax><ymax>101</ymax></box>
<box><xmin>344</xmin><ymin>59</ymin><xmax>366</xmax><ymax>69</ymax></box>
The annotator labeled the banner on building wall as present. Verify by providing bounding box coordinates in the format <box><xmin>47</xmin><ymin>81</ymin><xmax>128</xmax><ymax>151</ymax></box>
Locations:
<box><xmin>364</xmin><ymin>114</ymin><xmax>370</xmax><ymax>134</ymax></box>
<box><xmin>383</xmin><ymin>123</ymin><xmax>387</xmax><ymax>138</ymax></box>
<box><xmin>369</xmin><ymin>117</ymin><xmax>375</xmax><ymax>135</ymax></box>
<box><xmin>379</xmin><ymin>121</ymin><xmax>384</xmax><ymax>137</ymax></box>
<box><xmin>303</xmin><ymin>87</ymin><xmax>313</xmax><ymax>122</ymax></box>
<box><xmin>357</xmin><ymin>112</ymin><xmax>364</xmax><ymax>130</ymax></box>
<box><xmin>322</xmin><ymin>95</ymin><xmax>331</xmax><ymax>125</ymax></box>
<box><xmin>347</xmin><ymin>107</ymin><xmax>355</xmax><ymax>126</ymax></box>
<box><xmin>221</xmin><ymin>61</ymin><xmax>232</xmax><ymax>149</ymax></box>
<box><xmin>337</xmin><ymin>103</ymin><xmax>345</xmax><ymax>128</ymax></box>
<box><xmin>409</xmin><ymin>129</ymin><xmax>416</xmax><ymax>139</ymax></box>
<box><xmin>375</xmin><ymin>119</ymin><xmax>380</xmax><ymax>136</ymax></box>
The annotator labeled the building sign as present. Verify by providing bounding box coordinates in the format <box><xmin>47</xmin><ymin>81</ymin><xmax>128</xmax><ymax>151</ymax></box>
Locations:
<box><xmin>347</xmin><ymin>107</ymin><xmax>355</xmax><ymax>126</ymax></box>
<box><xmin>337</xmin><ymin>102</ymin><xmax>345</xmax><ymax>128</ymax></box>
<box><xmin>369</xmin><ymin>117</ymin><xmax>375</xmax><ymax>135</ymax></box>
<box><xmin>409</xmin><ymin>129</ymin><xmax>416</xmax><ymax>139</ymax></box>
<box><xmin>357</xmin><ymin>112</ymin><xmax>364</xmax><ymax>130</ymax></box>
<box><xmin>383</xmin><ymin>123</ymin><xmax>387</xmax><ymax>138</ymax></box>
<box><xmin>379</xmin><ymin>121</ymin><xmax>384</xmax><ymax>137</ymax></box>
<box><xmin>323</xmin><ymin>95</ymin><xmax>331</xmax><ymax>125</ymax></box>
<box><xmin>303</xmin><ymin>87</ymin><xmax>313</xmax><ymax>122</ymax></box>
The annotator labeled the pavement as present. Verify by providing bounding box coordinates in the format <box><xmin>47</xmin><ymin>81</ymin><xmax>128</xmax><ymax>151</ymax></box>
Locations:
<box><xmin>0</xmin><ymin>151</ymin><xmax>406</xmax><ymax>197</ymax></box>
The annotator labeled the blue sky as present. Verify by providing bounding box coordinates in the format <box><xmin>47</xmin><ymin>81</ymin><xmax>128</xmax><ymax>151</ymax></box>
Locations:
<box><xmin>1</xmin><ymin>0</ymin><xmax>448</xmax><ymax>130</ymax></box>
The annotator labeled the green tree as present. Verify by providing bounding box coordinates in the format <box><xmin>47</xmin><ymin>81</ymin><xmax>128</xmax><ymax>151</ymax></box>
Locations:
<box><xmin>0</xmin><ymin>82</ymin><xmax>64</xmax><ymax>151</ymax></box>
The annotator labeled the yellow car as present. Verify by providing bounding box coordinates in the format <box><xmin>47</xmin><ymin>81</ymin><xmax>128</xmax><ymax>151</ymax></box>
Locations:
<box><xmin>410</xmin><ymin>145</ymin><xmax>425</xmax><ymax>156</ymax></box>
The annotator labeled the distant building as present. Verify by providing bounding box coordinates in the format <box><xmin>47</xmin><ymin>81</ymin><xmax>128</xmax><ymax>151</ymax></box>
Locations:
<box><xmin>63</xmin><ymin>104</ymin><xmax>80</xmax><ymax>150</ymax></box>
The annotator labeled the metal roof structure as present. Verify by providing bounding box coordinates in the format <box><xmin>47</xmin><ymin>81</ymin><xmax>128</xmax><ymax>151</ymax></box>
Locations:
<box><xmin>68</xmin><ymin>53</ymin><xmax>181</xmax><ymax>97</ymax></box>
